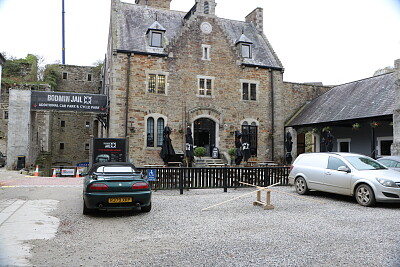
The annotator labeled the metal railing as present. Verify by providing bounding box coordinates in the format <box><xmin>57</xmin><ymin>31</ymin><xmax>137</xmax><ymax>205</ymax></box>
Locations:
<box><xmin>136</xmin><ymin>166</ymin><xmax>290</xmax><ymax>194</ymax></box>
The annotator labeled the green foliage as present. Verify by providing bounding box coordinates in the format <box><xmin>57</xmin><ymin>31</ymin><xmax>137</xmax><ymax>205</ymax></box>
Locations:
<box><xmin>92</xmin><ymin>60</ymin><xmax>103</xmax><ymax>79</ymax></box>
<box><xmin>194</xmin><ymin>147</ymin><xmax>206</xmax><ymax>158</ymax></box>
<box><xmin>2</xmin><ymin>54</ymin><xmax>39</xmax><ymax>83</ymax></box>
<box><xmin>227</xmin><ymin>148</ymin><xmax>236</xmax><ymax>158</ymax></box>
<box><xmin>43</xmin><ymin>64</ymin><xmax>60</xmax><ymax>89</ymax></box>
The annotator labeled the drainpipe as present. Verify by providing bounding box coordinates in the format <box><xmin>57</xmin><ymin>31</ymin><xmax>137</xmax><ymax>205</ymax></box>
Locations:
<box><xmin>270</xmin><ymin>69</ymin><xmax>275</xmax><ymax>161</ymax></box>
<box><xmin>125</xmin><ymin>53</ymin><xmax>131</xmax><ymax>137</ymax></box>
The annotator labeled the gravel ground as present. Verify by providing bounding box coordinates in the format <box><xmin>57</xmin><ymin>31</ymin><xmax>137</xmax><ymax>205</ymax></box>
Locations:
<box><xmin>26</xmin><ymin>185</ymin><xmax>400</xmax><ymax>267</ymax></box>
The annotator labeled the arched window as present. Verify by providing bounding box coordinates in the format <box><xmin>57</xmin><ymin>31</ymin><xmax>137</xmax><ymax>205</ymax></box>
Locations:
<box><xmin>204</xmin><ymin>1</ymin><xmax>209</xmax><ymax>14</ymax></box>
<box><xmin>157</xmin><ymin>118</ymin><xmax>165</xmax><ymax>147</ymax></box>
<box><xmin>147</xmin><ymin>118</ymin><xmax>154</xmax><ymax>147</ymax></box>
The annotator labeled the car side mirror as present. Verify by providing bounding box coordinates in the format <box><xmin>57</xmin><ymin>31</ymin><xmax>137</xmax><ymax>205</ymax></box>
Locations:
<box><xmin>338</xmin><ymin>166</ymin><xmax>350</xmax><ymax>173</ymax></box>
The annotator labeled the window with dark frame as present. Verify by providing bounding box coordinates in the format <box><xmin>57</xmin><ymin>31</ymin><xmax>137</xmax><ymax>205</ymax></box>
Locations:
<box><xmin>62</xmin><ymin>72</ymin><xmax>68</xmax><ymax>79</ymax></box>
<box><xmin>157</xmin><ymin>118</ymin><xmax>165</xmax><ymax>147</ymax></box>
<box><xmin>150</xmin><ymin>31</ymin><xmax>163</xmax><ymax>47</ymax></box>
<box><xmin>147</xmin><ymin>117</ymin><xmax>155</xmax><ymax>147</ymax></box>
<box><xmin>242</xmin><ymin>82</ymin><xmax>257</xmax><ymax>101</ymax></box>
<box><xmin>148</xmin><ymin>74</ymin><xmax>166</xmax><ymax>94</ymax></box>
<box><xmin>85</xmin><ymin>143</ymin><xmax>90</xmax><ymax>150</ymax></box>
<box><xmin>242</xmin><ymin>122</ymin><xmax>258</xmax><ymax>156</ymax></box>
<box><xmin>60</xmin><ymin>143</ymin><xmax>65</xmax><ymax>150</ymax></box>
<box><xmin>88</xmin><ymin>74</ymin><xmax>92</xmax><ymax>81</ymax></box>
<box><xmin>4</xmin><ymin>111</ymin><xmax>8</xmax><ymax>120</ymax></box>
<box><xmin>85</xmin><ymin>121</ymin><xmax>90</xmax><ymax>128</ymax></box>
<box><xmin>60</xmin><ymin>120</ymin><xmax>66</xmax><ymax>127</ymax></box>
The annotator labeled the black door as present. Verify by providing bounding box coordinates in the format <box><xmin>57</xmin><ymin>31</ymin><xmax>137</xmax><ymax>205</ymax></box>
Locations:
<box><xmin>194</xmin><ymin>118</ymin><xmax>216</xmax><ymax>156</ymax></box>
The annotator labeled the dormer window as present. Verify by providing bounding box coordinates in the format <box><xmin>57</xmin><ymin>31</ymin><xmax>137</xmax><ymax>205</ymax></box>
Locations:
<box><xmin>147</xmin><ymin>21</ymin><xmax>166</xmax><ymax>48</ymax></box>
<box><xmin>236</xmin><ymin>33</ymin><xmax>253</xmax><ymax>59</ymax></box>
<box><xmin>241</xmin><ymin>44</ymin><xmax>251</xmax><ymax>58</ymax></box>
<box><xmin>150</xmin><ymin>31</ymin><xmax>163</xmax><ymax>47</ymax></box>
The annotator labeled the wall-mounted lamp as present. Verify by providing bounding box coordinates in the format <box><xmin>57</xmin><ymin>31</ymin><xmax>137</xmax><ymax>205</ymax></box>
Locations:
<box><xmin>129</xmin><ymin>122</ymin><xmax>136</xmax><ymax>133</ymax></box>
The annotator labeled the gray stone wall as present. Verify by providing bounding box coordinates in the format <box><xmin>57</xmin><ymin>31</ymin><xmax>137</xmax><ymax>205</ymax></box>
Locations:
<box><xmin>135</xmin><ymin>0</ymin><xmax>171</xmax><ymax>9</ymax></box>
<box><xmin>7</xmin><ymin>90</ymin><xmax>31</xmax><ymax>168</ymax></box>
<box><xmin>283</xmin><ymin>81</ymin><xmax>332</xmax><ymax>124</ymax></box>
<box><xmin>391</xmin><ymin>59</ymin><xmax>400</xmax><ymax>155</ymax></box>
<box><xmin>50</xmin><ymin>65</ymin><xmax>102</xmax><ymax>166</ymax></box>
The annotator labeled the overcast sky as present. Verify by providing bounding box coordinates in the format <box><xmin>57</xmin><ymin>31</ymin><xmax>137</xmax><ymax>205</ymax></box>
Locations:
<box><xmin>0</xmin><ymin>0</ymin><xmax>399</xmax><ymax>85</ymax></box>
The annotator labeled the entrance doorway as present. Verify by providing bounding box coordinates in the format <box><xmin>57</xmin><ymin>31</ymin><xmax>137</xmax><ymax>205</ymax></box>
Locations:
<box><xmin>194</xmin><ymin>118</ymin><xmax>216</xmax><ymax>157</ymax></box>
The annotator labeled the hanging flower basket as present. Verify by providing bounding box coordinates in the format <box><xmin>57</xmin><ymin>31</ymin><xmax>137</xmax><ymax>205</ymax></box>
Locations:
<box><xmin>322</xmin><ymin>126</ymin><xmax>332</xmax><ymax>133</ymax></box>
<box><xmin>370</xmin><ymin>121</ymin><xmax>380</xmax><ymax>128</ymax></box>
<box><xmin>352</xmin><ymin>123</ymin><xmax>361</xmax><ymax>130</ymax></box>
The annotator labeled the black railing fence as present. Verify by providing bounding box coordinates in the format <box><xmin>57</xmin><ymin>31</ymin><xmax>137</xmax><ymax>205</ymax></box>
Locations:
<box><xmin>137</xmin><ymin>166</ymin><xmax>290</xmax><ymax>194</ymax></box>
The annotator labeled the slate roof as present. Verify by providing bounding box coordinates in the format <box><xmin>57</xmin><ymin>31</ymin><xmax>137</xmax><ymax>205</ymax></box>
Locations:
<box><xmin>112</xmin><ymin>2</ymin><xmax>283</xmax><ymax>69</ymax></box>
<box><xmin>287</xmin><ymin>72</ymin><xmax>396</xmax><ymax>127</ymax></box>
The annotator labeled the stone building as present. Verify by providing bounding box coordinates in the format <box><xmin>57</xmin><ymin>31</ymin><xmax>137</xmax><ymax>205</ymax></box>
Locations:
<box><xmin>103</xmin><ymin>0</ymin><xmax>331</xmax><ymax>165</ymax></box>
<box><xmin>3</xmin><ymin>64</ymin><xmax>102</xmax><ymax>171</ymax></box>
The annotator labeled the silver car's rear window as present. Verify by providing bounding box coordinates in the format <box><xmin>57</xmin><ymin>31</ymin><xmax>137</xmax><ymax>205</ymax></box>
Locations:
<box><xmin>345</xmin><ymin>156</ymin><xmax>387</xmax><ymax>170</ymax></box>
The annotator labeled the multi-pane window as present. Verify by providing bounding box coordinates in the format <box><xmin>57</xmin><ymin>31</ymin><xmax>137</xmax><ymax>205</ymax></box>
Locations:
<box><xmin>150</xmin><ymin>31</ymin><xmax>163</xmax><ymax>47</ymax></box>
<box><xmin>242</xmin><ymin>82</ymin><xmax>257</xmax><ymax>101</ymax></box>
<box><xmin>157</xmin><ymin>118</ymin><xmax>165</xmax><ymax>147</ymax></box>
<box><xmin>147</xmin><ymin>116</ymin><xmax>166</xmax><ymax>147</ymax></box>
<box><xmin>147</xmin><ymin>118</ymin><xmax>154</xmax><ymax>147</ymax></box>
<box><xmin>198</xmin><ymin>77</ymin><xmax>213</xmax><ymax>96</ymax></box>
<box><xmin>242</xmin><ymin>121</ymin><xmax>258</xmax><ymax>156</ymax></box>
<box><xmin>148</xmin><ymin>74</ymin><xmax>166</xmax><ymax>94</ymax></box>
<box><xmin>241</xmin><ymin>44</ymin><xmax>251</xmax><ymax>58</ymax></box>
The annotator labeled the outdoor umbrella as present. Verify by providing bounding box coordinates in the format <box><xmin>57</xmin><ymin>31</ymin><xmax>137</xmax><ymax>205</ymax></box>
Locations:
<box><xmin>160</xmin><ymin>126</ymin><xmax>176</xmax><ymax>164</ymax></box>
<box><xmin>234</xmin><ymin>131</ymin><xmax>243</xmax><ymax>165</ymax></box>
<box><xmin>185</xmin><ymin>126</ymin><xmax>194</xmax><ymax>166</ymax></box>
<box><xmin>285</xmin><ymin>132</ymin><xmax>293</xmax><ymax>164</ymax></box>
<box><xmin>241</xmin><ymin>128</ymin><xmax>251</xmax><ymax>162</ymax></box>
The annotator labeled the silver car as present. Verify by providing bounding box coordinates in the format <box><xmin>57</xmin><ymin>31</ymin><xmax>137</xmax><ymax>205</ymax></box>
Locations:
<box><xmin>288</xmin><ymin>152</ymin><xmax>400</xmax><ymax>206</ymax></box>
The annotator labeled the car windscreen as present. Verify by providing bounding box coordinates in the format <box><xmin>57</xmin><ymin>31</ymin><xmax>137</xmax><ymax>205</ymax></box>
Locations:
<box><xmin>345</xmin><ymin>156</ymin><xmax>387</xmax><ymax>170</ymax></box>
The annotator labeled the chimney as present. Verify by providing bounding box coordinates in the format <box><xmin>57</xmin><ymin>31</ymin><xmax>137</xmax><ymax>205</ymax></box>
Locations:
<box><xmin>245</xmin><ymin>8</ymin><xmax>263</xmax><ymax>33</ymax></box>
<box><xmin>135</xmin><ymin>0</ymin><xmax>171</xmax><ymax>9</ymax></box>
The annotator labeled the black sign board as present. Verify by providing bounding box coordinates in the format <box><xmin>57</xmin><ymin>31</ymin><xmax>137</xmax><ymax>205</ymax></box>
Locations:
<box><xmin>93</xmin><ymin>138</ymin><xmax>127</xmax><ymax>163</ymax></box>
<box><xmin>31</xmin><ymin>91</ymin><xmax>108</xmax><ymax>113</ymax></box>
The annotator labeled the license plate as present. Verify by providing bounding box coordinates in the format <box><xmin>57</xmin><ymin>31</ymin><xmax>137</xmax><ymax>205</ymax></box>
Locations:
<box><xmin>108</xmin><ymin>197</ymin><xmax>132</xmax><ymax>203</ymax></box>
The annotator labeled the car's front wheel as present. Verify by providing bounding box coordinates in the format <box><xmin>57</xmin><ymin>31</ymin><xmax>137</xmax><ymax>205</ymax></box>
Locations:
<box><xmin>295</xmin><ymin>177</ymin><xmax>309</xmax><ymax>195</ymax></box>
<box><xmin>141</xmin><ymin>202</ymin><xmax>152</xmax><ymax>212</ymax></box>
<box><xmin>355</xmin><ymin>184</ymin><xmax>376</xmax><ymax>207</ymax></box>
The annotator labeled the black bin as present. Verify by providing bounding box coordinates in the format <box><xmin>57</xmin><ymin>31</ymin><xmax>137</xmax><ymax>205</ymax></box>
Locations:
<box><xmin>17</xmin><ymin>155</ymin><xmax>25</xmax><ymax>170</ymax></box>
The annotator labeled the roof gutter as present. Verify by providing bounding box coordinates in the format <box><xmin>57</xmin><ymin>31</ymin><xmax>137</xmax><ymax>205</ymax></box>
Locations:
<box><xmin>242</xmin><ymin>63</ymin><xmax>284</xmax><ymax>72</ymax></box>
<box><xmin>116</xmin><ymin>49</ymin><xmax>168</xmax><ymax>58</ymax></box>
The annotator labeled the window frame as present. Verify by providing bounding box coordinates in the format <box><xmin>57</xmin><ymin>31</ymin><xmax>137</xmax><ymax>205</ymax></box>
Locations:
<box><xmin>241</xmin><ymin>43</ymin><xmax>252</xmax><ymax>59</ymax></box>
<box><xmin>202</xmin><ymin>44</ymin><xmax>211</xmax><ymax>61</ymax></box>
<box><xmin>150</xmin><ymin>31</ymin><xmax>164</xmax><ymax>48</ymax></box>
<box><xmin>145</xmin><ymin>114</ymin><xmax>167</xmax><ymax>148</ymax></box>
<box><xmin>146</xmin><ymin>71</ymin><xmax>169</xmax><ymax>95</ymax></box>
<box><xmin>197</xmin><ymin>75</ymin><xmax>214</xmax><ymax>98</ymax></box>
<box><xmin>337</xmin><ymin>138</ymin><xmax>351</xmax><ymax>152</ymax></box>
<box><xmin>240</xmin><ymin>80</ymin><xmax>259</xmax><ymax>101</ymax></box>
<box><xmin>241</xmin><ymin>120</ymin><xmax>258</xmax><ymax>157</ymax></box>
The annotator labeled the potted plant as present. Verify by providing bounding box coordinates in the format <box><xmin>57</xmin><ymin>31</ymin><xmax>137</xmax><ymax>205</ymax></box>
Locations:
<box><xmin>352</xmin><ymin>123</ymin><xmax>361</xmax><ymax>130</ymax></box>
<box><xmin>194</xmin><ymin>147</ymin><xmax>206</xmax><ymax>158</ymax></box>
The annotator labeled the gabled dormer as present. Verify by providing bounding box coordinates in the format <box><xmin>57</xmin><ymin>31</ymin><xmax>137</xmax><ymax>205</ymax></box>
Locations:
<box><xmin>147</xmin><ymin>21</ymin><xmax>166</xmax><ymax>48</ymax></box>
<box><xmin>236</xmin><ymin>34</ymin><xmax>253</xmax><ymax>59</ymax></box>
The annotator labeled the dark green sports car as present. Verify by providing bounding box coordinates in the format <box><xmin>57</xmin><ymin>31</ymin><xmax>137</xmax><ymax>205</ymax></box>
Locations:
<box><xmin>83</xmin><ymin>162</ymin><xmax>152</xmax><ymax>214</ymax></box>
